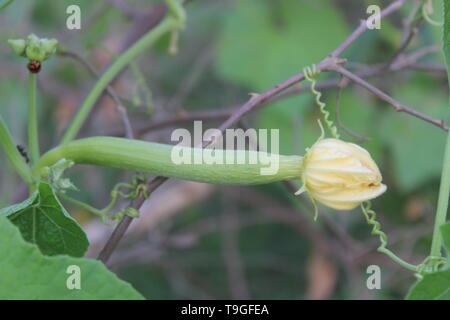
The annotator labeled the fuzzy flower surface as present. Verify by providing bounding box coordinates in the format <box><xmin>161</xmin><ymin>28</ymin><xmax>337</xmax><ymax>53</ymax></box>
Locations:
<box><xmin>298</xmin><ymin>138</ymin><xmax>386</xmax><ymax>210</ymax></box>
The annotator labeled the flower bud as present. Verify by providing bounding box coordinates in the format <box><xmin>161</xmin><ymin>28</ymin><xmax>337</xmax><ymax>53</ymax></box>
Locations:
<box><xmin>26</xmin><ymin>42</ymin><xmax>46</xmax><ymax>62</ymax></box>
<box><xmin>299</xmin><ymin>138</ymin><xmax>386</xmax><ymax>210</ymax></box>
<box><xmin>7</xmin><ymin>39</ymin><xmax>26</xmax><ymax>56</ymax></box>
<box><xmin>8</xmin><ymin>34</ymin><xmax>58</xmax><ymax>62</ymax></box>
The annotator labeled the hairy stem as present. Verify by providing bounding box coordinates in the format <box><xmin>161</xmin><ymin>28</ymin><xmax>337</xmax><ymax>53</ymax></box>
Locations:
<box><xmin>61</xmin><ymin>15</ymin><xmax>181</xmax><ymax>144</ymax></box>
<box><xmin>0</xmin><ymin>115</ymin><xmax>33</xmax><ymax>186</ymax></box>
<box><xmin>28</xmin><ymin>73</ymin><xmax>39</xmax><ymax>164</ymax></box>
<box><xmin>34</xmin><ymin>137</ymin><xmax>302</xmax><ymax>185</ymax></box>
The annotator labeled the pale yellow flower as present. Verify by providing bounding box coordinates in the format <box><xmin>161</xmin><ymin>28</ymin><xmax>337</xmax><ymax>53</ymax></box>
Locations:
<box><xmin>297</xmin><ymin>138</ymin><xmax>387</xmax><ymax>210</ymax></box>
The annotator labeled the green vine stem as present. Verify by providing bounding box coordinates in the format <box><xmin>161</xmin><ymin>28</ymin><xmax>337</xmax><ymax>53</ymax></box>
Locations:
<box><xmin>0</xmin><ymin>115</ymin><xmax>33</xmax><ymax>186</ymax></box>
<box><xmin>33</xmin><ymin>137</ymin><xmax>303</xmax><ymax>185</ymax></box>
<box><xmin>57</xmin><ymin>192</ymin><xmax>106</xmax><ymax>220</ymax></box>
<box><xmin>58</xmin><ymin>190</ymin><xmax>141</xmax><ymax>225</ymax></box>
<box><xmin>28</xmin><ymin>72</ymin><xmax>39</xmax><ymax>164</ymax></box>
<box><xmin>60</xmin><ymin>1</ymin><xmax>185</xmax><ymax>144</ymax></box>
<box><xmin>426</xmin><ymin>0</ymin><xmax>450</xmax><ymax>266</ymax></box>
<box><xmin>361</xmin><ymin>201</ymin><xmax>418</xmax><ymax>272</ymax></box>
<box><xmin>429</xmin><ymin>130</ymin><xmax>450</xmax><ymax>258</ymax></box>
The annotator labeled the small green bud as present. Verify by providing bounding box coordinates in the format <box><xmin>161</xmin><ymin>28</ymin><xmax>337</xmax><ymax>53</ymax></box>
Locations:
<box><xmin>41</xmin><ymin>38</ymin><xmax>58</xmax><ymax>59</ymax></box>
<box><xmin>55</xmin><ymin>178</ymin><xmax>78</xmax><ymax>192</ymax></box>
<box><xmin>39</xmin><ymin>167</ymin><xmax>51</xmax><ymax>179</ymax></box>
<box><xmin>26</xmin><ymin>43</ymin><xmax>46</xmax><ymax>61</ymax></box>
<box><xmin>7</xmin><ymin>34</ymin><xmax>59</xmax><ymax>62</ymax></box>
<box><xmin>7</xmin><ymin>39</ymin><xmax>26</xmax><ymax>56</ymax></box>
<box><xmin>41</xmin><ymin>159</ymin><xmax>78</xmax><ymax>192</ymax></box>
<box><xmin>26</xmin><ymin>34</ymin><xmax>40</xmax><ymax>45</ymax></box>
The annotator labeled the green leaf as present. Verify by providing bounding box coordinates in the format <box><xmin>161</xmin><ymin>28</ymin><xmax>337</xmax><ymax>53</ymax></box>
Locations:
<box><xmin>0</xmin><ymin>182</ymin><xmax>89</xmax><ymax>257</ymax></box>
<box><xmin>406</xmin><ymin>269</ymin><xmax>450</xmax><ymax>299</ymax></box>
<box><xmin>406</xmin><ymin>223</ymin><xmax>450</xmax><ymax>300</ymax></box>
<box><xmin>0</xmin><ymin>216</ymin><xmax>143</xmax><ymax>299</ymax></box>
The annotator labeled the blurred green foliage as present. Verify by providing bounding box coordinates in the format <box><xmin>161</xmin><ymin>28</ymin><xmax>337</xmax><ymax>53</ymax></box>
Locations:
<box><xmin>0</xmin><ymin>0</ymin><xmax>449</xmax><ymax>300</ymax></box>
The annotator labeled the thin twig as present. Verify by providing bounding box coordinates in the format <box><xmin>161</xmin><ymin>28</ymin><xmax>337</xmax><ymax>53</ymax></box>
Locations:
<box><xmin>106</xmin><ymin>45</ymin><xmax>443</xmax><ymax>138</ymax></box>
<box><xmin>409</xmin><ymin>62</ymin><xmax>447</xmax><ymax>73</ymax></box>
<box><xmin>329</xmin><ymin>64</ymin><xmax>448</xmax><ymax>131</ymax></box>
<box><xmin>334</xmin><ymin>75</ymin><xmax>371</xmax><ymax>142</ymax></box>
<box><xmin>207</xmin><ymin>58</ymin><xmax>343</xmax><ymax>146</ymax></box>
<box><xmin>164</xmin><ymin>46</ymin><xmax>213</xmax><ymax>111</ymax></box>
<box><xmin>386</xmin><ymin>3</ymin><xmax>423</xmax><ymax>67</ymax></box>
<box><xmin>330</xmin><ymin>0</ymin><xmax>410</xmax><ymax>58</ymax></box>
<box><xmin>60</xmin><ymin>50</ymin><xmax>134</xmax><ymax>139</ymax></box>
<box><xmin>390</xmin><ymin>45</ymin><xmax>441</xmax><ymax>70</ymax></box>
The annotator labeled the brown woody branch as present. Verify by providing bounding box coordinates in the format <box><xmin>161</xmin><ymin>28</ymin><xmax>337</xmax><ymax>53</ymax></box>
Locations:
<box><xmin>328</xmin><ymin>64</ymin><xmax>448</xmax><ymax>131</ymax></box>
<box><xmin>104</xmin><ymin>45</ymin><xmax>444</xmax><ymax>138</ymax></box>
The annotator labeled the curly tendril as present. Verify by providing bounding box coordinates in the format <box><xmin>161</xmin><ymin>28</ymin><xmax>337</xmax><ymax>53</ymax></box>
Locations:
<box><xmin>303</xmin><ymin>64</ymin><xmax>340</xmax><ymax>139</ymax></box>
<box><xmin>99</xmin><ymin>175</ymin><xmax>149</xmax><ymax>225</ymax></box>
<box><xmin>422</xmin><ymin>1</ymin><xmax>443</xmax><ymax>26</ymax></box>
<box><xmin>361</xmin><ymin>201</ymin><xmax>418</xmax><ymax>272</ymax></box>
<box><xmin>415</xmin><ymin>255</ymin><xmax>447</xmax><ymax>279</ymax></box>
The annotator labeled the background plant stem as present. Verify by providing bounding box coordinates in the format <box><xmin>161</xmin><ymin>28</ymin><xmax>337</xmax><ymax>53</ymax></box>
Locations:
<box><xmin>430</xmin><ymin>0</ymin><xmax>450</xmax><ymax>259</ymax></box>
<box><xmin>430</xmin><ymin>125</ymin><xmax>450</xmax><ymax>257</ymax></box>
<box><xmin>0</xmin><ymin>115</ymin><xmax>33</xmax><ymax>186</ymax></box>
<box><xmin>28</xmin><ymin>73</ymin><xmax>39</xmax><ymax>164</ymax></box>
<box><xmin>57</xmin><ymin>192</ymin><xmax>105</xmax><ymax>218</ymax></box>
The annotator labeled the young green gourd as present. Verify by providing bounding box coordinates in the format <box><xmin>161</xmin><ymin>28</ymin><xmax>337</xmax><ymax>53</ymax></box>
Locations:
<box><xmin>33</xmin><ymin>136</ymin><xmax>386</xmax><ymax>210</ymax></box>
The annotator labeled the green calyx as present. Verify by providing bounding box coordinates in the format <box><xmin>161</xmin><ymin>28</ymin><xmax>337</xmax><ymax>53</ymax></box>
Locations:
<box><xmin>8</xmin><ymin>34</ymin><xmax>58</xmax><ymax>61</ymax></box>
